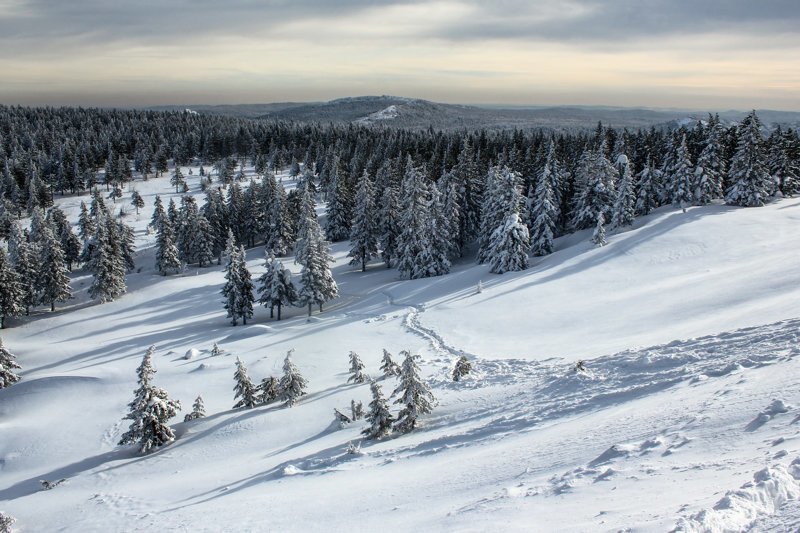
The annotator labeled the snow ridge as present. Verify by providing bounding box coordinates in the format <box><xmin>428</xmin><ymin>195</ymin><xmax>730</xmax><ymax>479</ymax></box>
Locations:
<box><xmin>674</xmin><ymin>458</ymin><xmax>800</xmax><ymax>532</ymax></box>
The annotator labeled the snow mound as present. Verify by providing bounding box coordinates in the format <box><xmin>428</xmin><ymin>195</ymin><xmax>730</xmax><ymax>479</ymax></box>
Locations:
<box><xmin>675</xmin><ymin>458</ymin><xmax>800</xmax><ymax>532</ymax></box>
<box><xmin>221</xmin><ymin>325</ymin><xmax>273</xmax><ymax>342</ymax></box>
<box><xmin>184</xmin><ymin>348</ymin><xmax>200</xmax><ymax>360</ymax></box>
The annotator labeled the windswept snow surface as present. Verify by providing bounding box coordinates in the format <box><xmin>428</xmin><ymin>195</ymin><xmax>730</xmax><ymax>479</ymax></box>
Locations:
<box><xmin>2</xmin><ymin>167</ymin><xmax>800</xmax><ymax>532</ymax></box>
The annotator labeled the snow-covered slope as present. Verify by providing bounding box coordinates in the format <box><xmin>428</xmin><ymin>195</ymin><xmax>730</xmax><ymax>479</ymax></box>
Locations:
<box><xmin>2</xmin><ymin>169</ymin><xmax>800</xmax><ymax>532</ymax></box>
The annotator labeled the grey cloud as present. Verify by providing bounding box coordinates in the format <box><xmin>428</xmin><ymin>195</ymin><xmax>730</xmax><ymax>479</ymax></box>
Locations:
<box><xmin>431</xmin><ymin>0</ymin><xmax>800</xmax><ymax>44</ymax></box>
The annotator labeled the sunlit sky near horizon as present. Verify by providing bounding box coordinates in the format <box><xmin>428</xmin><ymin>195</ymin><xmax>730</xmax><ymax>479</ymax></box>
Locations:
<box><xmin>0</xmin><ymin>0</ymin><xmax>798</xmax><ymax>111</ymax></box>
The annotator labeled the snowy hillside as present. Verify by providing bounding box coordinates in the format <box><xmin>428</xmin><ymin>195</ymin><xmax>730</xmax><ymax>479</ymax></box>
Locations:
<box><xmin>2</xmin><ymin>166</ymin><xmax>800</xmax><ymax>531</ymax></box>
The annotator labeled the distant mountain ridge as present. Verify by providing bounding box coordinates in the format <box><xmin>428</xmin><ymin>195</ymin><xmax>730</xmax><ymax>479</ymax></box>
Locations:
<box><xmin>150</xmin><ymin>96</ymin><xmax>800</xmax><ymax>131</ymax></box>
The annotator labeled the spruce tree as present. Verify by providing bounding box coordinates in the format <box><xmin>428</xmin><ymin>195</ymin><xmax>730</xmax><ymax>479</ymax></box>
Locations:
<box><xmin>362</xmin><ymin>381</ymin><xmax>394</xmax><ymax>440</ymax></box>
<box><xmin>348</xmin><ymin>170</ymin><xmax>379</xmax><ymax>272</ymax></box>
<box><xmin>396</xmin><ymin>157</ymin><xmax>431</xmax><ymax>279</ymax></box>
<box><xmin>380</xmin><ymin>349</ymin><xmax>400</xmax><ymax>378</ymax></box>
<box><xmin>412</xmin><ymin>185</ymin><xmax>451</xmax><ymax>278</ymax></box>
<box><xmin>221</xmin><ymin>234</ymin><xmax>254</xmax><ymax>325</ymax></box>
<box><xmin>150</xmin><ymin>195</ymin><xmax>166</xmax><ymax>233</ymax></box>
<box><xmin>259</xmin><ymin>376</ymin><xmax>280</xmax><ymax>404</ymax></box>
<box><xmin>278</xmin><ymin>350</ymin><xmax>307</xmax><ymax>407</ymax></box>
<box><xmin>452</xmin><ymin>355</ymin><xmax>472</xmax><ymax>382</ymax></box>
<box><xmin>635</xmin><ymin>157</ymin><xmax>660</xmax><ymax>216</ymax></box>
<box><xmin>88</xmin><ymin>216</ymin><xmax>127</xmax><ymax>303</ymax></box>
<box><xmin>393</xmin><ymin>350</ymin><xmax>435</xmax><ymax>433</ymax></box>
<box><xmin>155</xmin><ymin>215</ymin><xmax>182</xmax><ymax>275</ymax></box>
<box><xmin>378</xmin><ymin>182</ymin><xmax>401</xmax><ymax>268</ymax></box>
<box><xmin>118</xmin><ymin>347</ymin><xmax>181</xmax><ymax>454</ymax></box>
<box><xmin>611</xmin><ymin>155</ymin><xmax>635</xmax><ymax>228</ymax></box>
<box><xmin>257</xmin><ymin>253</ymin><xmax>296</xmax><ymax>320</ymax></box>
<box><xmin>726</xmin><ymin>111</ymin><xmax>772</xmax><ymax>207</ymax></box>
<box><xmin>38</xmin><ymin>227</ymin><xmax>72</xmax><ymax>312</ymax></box>
<box><xmin>571</xmin><ymin>146</ymin><xmax>617</xmax><ymax>230</ymax></box>
<box><xmin>324</xmin><ymin>161</ymin><xmax>352</xmax><ymax>242</ymax></box>
<box><xmin>347</xmin><ymin>351</ymin><xmax>367</xmax><ymax>384</ymax></box>
<box><xmin>0</xmin><ymin>337</ymin><xmax>21</xmax><ymax>388</ymax></box>
<box><xmin>694</xmin><ymin>115</ymin><xmax>726</xmax><ymax>204</ymax></box>
<box><xmin>488</xmin><ymin>213</ymin><xmax>530</xmax><ymax>274</ymax></box>
<box><xmin>296</xmin><ymin>191</ymin><xmax>338</xmax><ymax>316</ymax></box>
<box><xmin>184</xmin><ymin>395</ymin><xmax>206</xmax><ymax>422</ymax></box>
<box><xmin>591</xmin><ymin>212</ymin><xmax>607</xmax><ymax>247</ymax></box>
<box><xmin>233</xmin><ymin>357</ymin><xmax>259</xmax><ymax>409</ymax></box>
<box><xmin>670</xmin><ymin>134</ymin><xmax>694</xmax><ymax>210</ymax></box>
<box><xmin>0</xmin><ymin>511</ymin><xmax>15</xmax><ymax>533</ymax></box>
<box><xmin>78</xmin><ymin>201</ymin><xmax>95</xmax><ymax>240</ymax></box>
<box><xmin>529</xmin><ymin>142</ymin><xmax>560</xmax><ymax>256</ymax></box>
<box><xmin>0</xmin><ymin>249</ymin><xmax>23</xmax><ymax>329</ymax></box>
<box><xmin>171</xmin><ymin>166</ymin><xmax>185</xmax><ymax>193</ymax></box>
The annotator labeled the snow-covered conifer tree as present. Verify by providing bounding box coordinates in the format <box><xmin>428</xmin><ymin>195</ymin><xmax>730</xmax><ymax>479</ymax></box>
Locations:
<box><xmin>221</xmin><ymin>235</ymin><xmax>255</xmax><ymax>325</ymax></box>
<box><xmin>452</xmin><ymin>355</ymin><xmax>472</xmax><ymax>382</ymax></box>
<box><xmin>88</xmin><ymin>215</ymin><xmax>127</xmax><ymax>303</ymax></box>
<box><xmin>233</xmin><ymin>357</ymin><xmax>259</xmax><ymax>409</ymax></box>
<box><xmin>393</xmin><ymin>350</ymin><xmax>435</xmax><ymax>433</ymax></box>
<box><xmin>670</xmin><ymin>134</ymin><xmax>694</xmax><ymax>210</ymax></box>
<box><xmin>488</xmin><ymin>212</ymin><xmax>530</xmax><ymax>274</ymax></box>
<box><xmin>571</xmin><ymin>146</ymin><xmax>617</xmax><ymax>230</ymax></box>
<box><xmin>278</xmin><ymin>350</ymin><xmax>307</xmax><ymax>407</ymax></box>
<box><xmin>591</xmin><ymin>212</ymin><xmax>607</xmax><ymax>247</ymax></box>
<box><xmin>635</xmin><ymin>157</ymin><xmax>660</xmax><ymax>216</ymax></box>
<box><xmin>184</xmin><ymin>395</ymin><xmax>206</xmax><ymax>422</ymax></box>
<box><xmin>380</xmin><ymin>349</ymin><xmax>400</xmax><ymax>378</ymax></box>
<box><xmin>0</xmin><ymin>249</ymin><xmax>23</xmax><ymax>329</ymax></box>
<box><xmin>324</xmin><ymin>161</ymin><xmax>352</xmax><ymax>242</ymax></box>
<box><xmin>258</xmin><ymin>253</ymin><xmax>297</xmax><ymax>320</ymax></box>
<box><xmin>0</xmin><ymin>337</ymin><xmax>21</xmax><ymax>388</ymax></box>
<box><xmin>694</xmin><ymin>115</ymin><xmax>726</xmax><ymax>204</ymax></box>
<box><xmin>37</xmin><ymin>227</ymin><xmax>72</xmax><ymax>311</ymax></box>
<box><xmin>296</xmin><ymin>194</ymin><xmax>338</xmax><ymax>316</ymax></box>
<box><xmin>348</xmin><ymin>170</ymin><xmax>379</xmax><ymax>271</ymax></box>
<box><xmin>155</xmin><ymin>214</ymin><xmax>182</xmax><ymax>275</ymax></box>
<box><xmin>611</xmin><ymin>155</ymin><xmax>635</xmax><ymax>228</ymax></box>
<box><xmin>726</xmin><ymin>111</ymin><xmax>772</xmax><ymax>207</ymax></box>
<box><xmin>130</xmin><ymin>190</ymin><xmax>144</xmax><ymax>215</ymax></box>
<box><xmin>362</xmin><ymin>381</ymin><xmax>394</xmax><ymax>440</ymax></box>
<box><xmin>118</xmin><ymin>347</ymin><xmax>181</xmax><ymax>454</ymax></box>
<box><xmin>171</xmin><ymin>166</ymin><xmax>185</xmax><ymax>193</ymax></box>
<box><xmin>529</xmin><ymin>142</ymin><xmax>560</xmax><ymax>256</ymax></box>
<box><xmin>259</xmin><ymin>376</ymin><xmax>279</xmax><ymax>404</ymax></box>
<box><xmin>78</xmin><ymin>201</ymin><xmax>95</xmax><ymax>240</ymax></box>
<box><xmin>0</xmin><ymin>511</ymin><xmax>15</xmax><ymax>533</ymax></box>
<box><xmin>395</xmin><ymin>157</ymin><xmax>431</xmax><ymax>278</ymax></box>
<box><xmin>347</xmin><ymin>351</ymin><xmax>367</xmax><ymax>384</ymax></box>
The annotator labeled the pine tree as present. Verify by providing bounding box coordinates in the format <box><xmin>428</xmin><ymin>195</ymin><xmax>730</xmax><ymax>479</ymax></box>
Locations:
<box><xmin>347</xmin><ymin>351</ymin><xmax>367</xmax><ymax>384</ymax></box>
<box><xmin>0</xmin><ymin>511</ymin><xmax>15</xmax><ymax>533</ymax></box>
<box><xmin>171</xmin><ymin>166</ymin><xmax>185</xmax><ymax>193</ymax></box>
<box><xmin>88</xmin><ymin>216</ymin><xmax>127</xmax><ymax>303</ymax></box>
<box><xmin>396</xmin><ymin>157</ymin><xmax>431</xmax><ymax>279</ymax></box>
<box><xmin>155</xmin><ymin>215</ymin><xmax>182</xmax><ymax>275</ymax></box>
<box><xmin>488</xmin><ymin>213</ymin><xmax>530</xmax><ymax>274</ymax></box>
<box><xmin>0</xmin><ymin>249</ymin><xmax>23</xmax><ymax>329</ymax></box>
<box><xmin>324</xmin><ymin>161</ymin><xmax>352</xmax><ymax>242</ymax></box>
<box><xmin>118</xmin><ymin>347</ymin><xmax>181</xmax><ymax>454</ymax></box>
<box><xmin>78</xmin><ymin>201</ymin><xmax>95</xmax><ymax>240</ymax></box>
<box><xmin>0</xmin><ymin>337</ymin><xmax>21</xmax><ymax>388</ymax></box>
<box><xmin>348</xmin><ymin>170</ymin><xmax>379</xmax><ymax>272</ymax></box>
<box><xmin>296</xmin><ymin>193</ymin><xmax>338</xmax><ymax>316</ymax></box>
<box><xmin>726</xmin><ymin>111</ymin><xmax>772</xmax><ymax>207</ymax></box>
<box><xmin>571</xmin><ymin>146</ymin><xmax>617</xmax><ymax>230</ymax></box>
<box><xmin>184</xmin><ymin>395</ymin><xmax>206</xmax><ymax>422</ymax></box>
<box><xmin>529</xmin><ymin>142</ymin><xmax>560</xmax><ymax>256</ymax></box>
<box><xmin>38</xmin><ymin>227</ymin><xmax>72</xmax><ymax>311</ymax></box>
<box><xmin>591</xmin><ymin>212</ymin><xmax>607</xmax><ymax>247</ymax></box>
<box><xmin>694</xmin><ymin>115</ymin><xmax>726</xmax><ymax>204</ymax></box>
<box><xmin>257</xmin><ymin>253</ymin><xmax>296</xmax><ymax>320</ymax></box>
<box><xmin>233</xmin><ymin>357</ymin><xmax>259</xmax><ymax>409</ymax></box>
<box><xmin>635</xmin><ymin>157</ymin><xmax>661</xmax><ymax>216</ymax></box>
<box><xmin>452</xmin><ymin>355</ymin><xmax>472</xmax><ymax>382</ymax></box>
<box><xmin>393</xmin><ymin>350</ymin><xmax>435</xmax><ymax>434</ymax></box>
<box><xmin>221</xmin><ymin>235</ymin><xmax>254</xmax><ymax>325</ymax></box>
<box><xmin>611</xmin><ymin>155</ymin><xmax>635</xmax><ymax>228</ymax></box>
<box><xmin>259</xmin><ymin>376</ymin><xmax>280</xmax><ymax>404</ymax></box>
<box><xmin>380</xmin><ymin>349</ymin><xmax>400</xmax><ymax>378</ymax></box>
<box><xmin>362</xmin><ymin>381</ymin><xmax>394</xmax><ymax>440</ymax></box>
<box><xmin>278</xmin><ymin>350</ymin><xmax>307</xmax><ymax>407</ymax></box>
<box><xmin>670</xmin><ymin>134</ymin><xmax>694</xmax><ymax>210</ymax></box>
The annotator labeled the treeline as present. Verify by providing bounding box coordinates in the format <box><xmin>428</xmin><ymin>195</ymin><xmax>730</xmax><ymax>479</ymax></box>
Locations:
<box><xmin>1</xmin><ymin>106</ymin><xmax>798</xmax><ymax>327</ymax></box>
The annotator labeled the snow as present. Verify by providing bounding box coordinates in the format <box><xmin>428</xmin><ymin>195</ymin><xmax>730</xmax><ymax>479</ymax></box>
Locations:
<box><xmin>354</xmin><ymin>105</ymin><xmax>400</xmax><ymax>124</ymax></box>
<box><xmin>2</xmin><ymin>166</ymin><xmax>800</xmax><ymax>531</ymax></box>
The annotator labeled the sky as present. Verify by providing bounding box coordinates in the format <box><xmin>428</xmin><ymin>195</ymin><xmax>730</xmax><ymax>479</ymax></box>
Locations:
<box><xmin>0</xmin><ymin>0</ymin><xmax>798</xmax><ymax>110</ymax></box>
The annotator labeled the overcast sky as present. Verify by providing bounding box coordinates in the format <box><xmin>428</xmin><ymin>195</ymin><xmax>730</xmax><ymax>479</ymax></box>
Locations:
<box><xmin>0</xmin><ymin>0</ymin><xmax>798</xmax><ymax>110</ymax></box>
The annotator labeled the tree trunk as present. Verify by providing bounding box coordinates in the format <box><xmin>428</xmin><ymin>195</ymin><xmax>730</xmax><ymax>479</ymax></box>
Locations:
<box><xmin>361</xmin><ymin>255</ymin><xmax>366</xmax><ymax>272</ymax></box>
<box><xmin>51</xmin><ymin>301</ymin><xmax>55</xmax><ymax>312</ymax></box>
<box><xmin>307</xmin><ymin>303</ymin><xmax>312</xmax><ymax>317</ymax></box>
<box><xmin>277</xmin><ymin>302</ymin><xmax>282</xmax><ymax>321</ymax></box>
